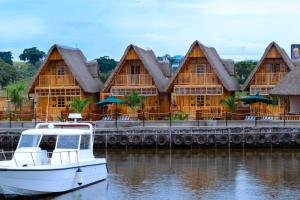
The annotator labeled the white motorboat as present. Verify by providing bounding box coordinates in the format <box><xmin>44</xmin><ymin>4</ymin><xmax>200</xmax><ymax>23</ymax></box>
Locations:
<box><xmin>0</xmin><ymin>120</ymin><xmax>107</xmax><ymax>196</ymax></box>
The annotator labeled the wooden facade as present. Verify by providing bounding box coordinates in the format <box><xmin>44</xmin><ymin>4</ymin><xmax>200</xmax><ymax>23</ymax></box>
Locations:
<box><xmin>102</xmin><ymin>45</ymin><xmax>170</xmax><ymax>118</ymax></box>
<box><xmin>167</xmin><ymin>41</ymin><xmax>239</xmax><ymax>119</ymax></box>
<box><xmin>28</xmin><ymin>45</ymin><xmax>102</xmax><ymax>121</ymax></box>
<box><xmin>244</xmin><ymin>42</ymin><xmax>294</xmax><ymax>117</ymax></box>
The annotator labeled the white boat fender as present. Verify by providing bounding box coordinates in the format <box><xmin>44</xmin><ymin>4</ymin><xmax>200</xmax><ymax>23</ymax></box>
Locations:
<box><xmin>75</xmin><ymin>168</ymin><xmax>83</xmax><ymax>186</ymax></box>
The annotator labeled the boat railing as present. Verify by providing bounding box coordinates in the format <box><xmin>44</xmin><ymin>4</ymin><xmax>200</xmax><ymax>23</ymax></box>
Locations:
<box><xmin>0</xmin><ymin>150</ymin><xmax>80</xmax><ymax>167</ymax></box>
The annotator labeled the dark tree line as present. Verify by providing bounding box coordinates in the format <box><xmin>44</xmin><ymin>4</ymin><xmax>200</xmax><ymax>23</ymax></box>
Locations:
<box><xmin>0</xmin><ymin>47</ymin><xmax>45</xmax><ymax>89</ymax></box>
<box><xmin>235</xmin><ymin>60</ymin><xmax>257</xmax><ymax>84</ymax></box>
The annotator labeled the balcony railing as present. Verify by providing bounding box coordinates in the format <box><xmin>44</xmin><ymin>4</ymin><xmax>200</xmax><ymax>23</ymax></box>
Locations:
<box><xmin>252</xmin><ymin>72</ymin><xmax>287</xmax><ymax>85</ymax></box>
<box><xmin>38</xmin><ymin>75</ymin><xmax>76</xmax><ymax>87</ymax></box>
<box><xmin>114</xmin><ymin>74</ymin><xmax>153</xmax><ymax>85</ymax></box>
<box><xmin>176</xmin><ymin>73</ymin><xmax>219</xmax><ymax>85</ymax></box>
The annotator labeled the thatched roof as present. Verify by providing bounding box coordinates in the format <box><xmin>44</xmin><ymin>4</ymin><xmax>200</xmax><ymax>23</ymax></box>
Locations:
<box><xmin>103</xmin><ymin>44</ymin><xmax>170</xmax><ymax>93</ymax></box>
<box><xmin>243</xmin><ymin>41</ymin><xmax>295</xmax><ymax>90</ymax></box>
<box><xmin>270</xmin><ymin>67</ymin><xmax>300</xmax><ymax>95</ymax></box>
<box><xmin>28</xmin><ymin>44</ymin><xmax>103</xmax><ymax>94</ymax></box>
<box><xmin>166</xmin><ymin>40</ymin><xmax>239</xmax><ymax>92</ymax></box>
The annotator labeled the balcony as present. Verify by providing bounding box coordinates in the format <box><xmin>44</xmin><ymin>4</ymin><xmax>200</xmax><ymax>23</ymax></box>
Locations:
<box><xmin>176</xmin><ymin>73</ymin><xmax>219</xmax><ymax>85</ymax></box>
<box><xmin>38</xmin><ymin>75</ymin><xmax>76</xmax><ymax>87</ymax></box>
<box><xmin>114</xmin><ymin>74</ymin><xmax>153</xmax><ymax>85</ymax></box>
<box><xmin>252</xmin><ymin>72</ymin><xmax>287</xmax><ymax>85</ymax></box>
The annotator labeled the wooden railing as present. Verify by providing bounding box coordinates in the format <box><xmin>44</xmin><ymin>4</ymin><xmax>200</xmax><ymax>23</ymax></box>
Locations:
<box><xmin>36</xmin><ymin>107</ymin><xmax>65</xmax><ymax>120</ymax></box>
<box><xmin>38</xmin><ymin>75</ymin><xmax>76</xmax><ymax>87</ymax></box>
<box><xmin>176</xmin><ymin>106</ymin><xmax>225</xmax><ymax>119</ymax></box>
<box><xmin>252</xmin><ymin>72</ymin><xmax>287</xmax><ymax>85</ymax></box>
<box><xmin>176</xmin><ymin>73</ymin><xmax>219</xmax><ymax>85</ymax></box>
<box><xmin>114</xmin><ymin>74</ymin><xmax>153</xmax><ymax>85</ymax></box>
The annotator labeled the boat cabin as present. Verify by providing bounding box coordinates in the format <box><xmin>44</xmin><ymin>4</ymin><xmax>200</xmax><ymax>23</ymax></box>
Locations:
<box><xmin>13</xmin><ymin>123</ymin><xmax>94</xmax><ymax>167</ymax></box>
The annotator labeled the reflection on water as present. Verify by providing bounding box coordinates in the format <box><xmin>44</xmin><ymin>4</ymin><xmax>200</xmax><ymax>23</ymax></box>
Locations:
<box><xmin>4</xmin><ymin>148</ymin><xmax>300</xmax><ymax>200</ymax></box>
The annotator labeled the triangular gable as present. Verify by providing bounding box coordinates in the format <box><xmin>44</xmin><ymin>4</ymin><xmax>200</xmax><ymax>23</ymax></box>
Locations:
<box><xmin>28</xmin><ymin>44</ymin><xmax>103</xmax><ymax>94</ymax></box>
<box><xmin>243</xmin><ymin>41</ymin><xmax>295</xmax><ymax>90</ymax></box>
<box><xmin>166</xmin><ymin>40</ymin><xmax>239</xmax><ymax>92</ymax></box>
<box><xmin>103</xmin><ymin>44</ymin><xmax>169</xmax><ymax>93</ymax></box>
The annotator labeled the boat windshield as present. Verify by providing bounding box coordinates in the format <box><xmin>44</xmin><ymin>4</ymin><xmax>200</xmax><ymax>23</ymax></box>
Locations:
<box><xmin>56</xmin><ymin>135</ymin><xmax>80</xmax><ymax>149</ymax></box>
<box><xmin>18</xmin><ymin>135</ymin><xmax>41</xmax><ymax>148</ymax></box>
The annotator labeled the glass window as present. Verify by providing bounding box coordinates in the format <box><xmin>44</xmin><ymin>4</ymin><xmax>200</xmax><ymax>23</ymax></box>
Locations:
<box><xmin>57</xmin><ymin>97</ymin><xmax>65</xmax><ymax>107</ymax></box>
<box><xmin>57</xmin><ymin>66</ymin><xmax>65</xmax><ymax>75</ymax></box>
<box><xmin>197</xmin><ymin>96</ymin><xmax>205</xmax><ymax>107</ymax></box>
<box><xmin>80</xmin><ymin>135</ymin><xmax>91</xmax><ymax>149</ymax></box>
<box><xmin>196</xmin><ymin>64</ymin><xmax>205</xmax><ymax>74</ymax></box>
<box><xmin>57</xmin><ymin>135</ymin><xmax>80</xmax><ymax>149</ymax></box>
<box><xmin>19</xmin><ymin>135</ymin><xmax>41</xmax><ymax>148</ymax></box>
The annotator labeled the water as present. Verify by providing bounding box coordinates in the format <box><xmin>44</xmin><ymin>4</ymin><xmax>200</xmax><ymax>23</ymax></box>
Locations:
<box><xmin>4</xmin><ymin>148</ymin><xmax>300</xmax><ymax>200</ymax></box>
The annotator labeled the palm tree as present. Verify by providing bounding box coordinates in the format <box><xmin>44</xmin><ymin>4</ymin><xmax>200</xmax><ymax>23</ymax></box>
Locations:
<box><xmin>125</xmin><ymin>92</ymin><xmax>147</xmax><ymax>118</ymax></box>
<box><xmin>220</xmin><ymin>95</ymin><xmax>236</xmax><ymax>119</ymax></box>
<box><xmin>70</xmin><ymin>97</ymin><xmax>91</xmax><ymax>114</ymax></box>
<box><xmin>125</xmin><ymin>91</ymin><xmax>146</xmax><ymax>111</ymax></box>
<box><xmin>6</xmin><ymin>82</ymin><xmax>26</xmax><ymax>111</ymax></box>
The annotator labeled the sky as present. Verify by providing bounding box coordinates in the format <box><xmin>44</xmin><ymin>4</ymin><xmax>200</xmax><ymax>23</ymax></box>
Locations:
<box><xmin>0</xmin><ymin>0</ymin><xmax>300</xmax><ymax>61</ymax></box>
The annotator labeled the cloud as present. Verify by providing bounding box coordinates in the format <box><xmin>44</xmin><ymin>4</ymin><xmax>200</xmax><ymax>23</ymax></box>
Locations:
<box><xmin>0</xmin><ymin>16</ymin><xmax>45</xmax><ymax>40</ymax></box>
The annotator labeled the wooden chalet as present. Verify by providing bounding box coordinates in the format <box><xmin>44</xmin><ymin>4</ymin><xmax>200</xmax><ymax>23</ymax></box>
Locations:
<box><xmin>243</xmin><ymin>42</ymin><xmax>295</xmax><ymax>116</ymax></box>
<box><xmin>270</xmin><ymin>61</ymin><xmax>300</xmax><ymax>119</ymax></box>
<box><xmin>102</xmin><ymin>44</ymin><xmax>171</xmax><ymax>118</ymax></box>
<box><xmin>28</xmin><ymin>44</ymin><xmax>103</xmax><ymax>120</ymax></box>
<box><xmin>166</xmin><ymin>41</ymin><xmax>239</xmax><ymax>119</ymax></box>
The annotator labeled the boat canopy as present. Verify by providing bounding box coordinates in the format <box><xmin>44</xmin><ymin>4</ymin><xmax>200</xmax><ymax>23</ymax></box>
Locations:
<box><xmin>21</xmin><ymin>129</ymin><xmax>90</xmax><ymax>136</ymax></box>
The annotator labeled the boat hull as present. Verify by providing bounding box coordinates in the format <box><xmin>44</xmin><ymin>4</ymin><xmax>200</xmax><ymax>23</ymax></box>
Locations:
<box><xmin>0</xmin><ymin>161</ymin><xmax>107</xmax><ymax>196</ymax></box>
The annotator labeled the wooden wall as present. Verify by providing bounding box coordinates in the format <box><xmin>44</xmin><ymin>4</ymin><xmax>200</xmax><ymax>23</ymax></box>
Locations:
<box><xmin>170</xmin><ymin>44</ymin><xmax>231</xmax><ymax>119</ymax></box>
<box><xmin>105</xmin><ymin>46</ymin><xmax>166</xmax><ymax>117</ymax></box>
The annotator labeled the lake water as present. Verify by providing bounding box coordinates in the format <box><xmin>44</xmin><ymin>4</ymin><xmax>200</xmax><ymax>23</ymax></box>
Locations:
<box><xmin>4</xmin><ymin>148</ymin><xmax>300</xmax><ymax>200</ymax></box>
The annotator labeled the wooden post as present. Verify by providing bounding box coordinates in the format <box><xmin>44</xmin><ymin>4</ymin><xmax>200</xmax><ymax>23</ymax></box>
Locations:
<box><xmin>115</xmin><ymin>103</ymin><xmax>118</xmax><ymax>129</ymax></box>
<box><xmin>225</xmin><ymin>112</ymin><xmax>228</xmax><ymax>127</ymax></box>
<box><xmin>283</xmin><ymin>107</ymin><xmax>286</xmax><ymax>127</ymax></box>
<box><xmin>169</xmin><ymin>111</ymin><xmax>172</xmax><ymax>128</ymax></box>
<box><xmin>142</xmin><ymin>111</ymin><xmax>145</xmax><ymax>127</ymax></box>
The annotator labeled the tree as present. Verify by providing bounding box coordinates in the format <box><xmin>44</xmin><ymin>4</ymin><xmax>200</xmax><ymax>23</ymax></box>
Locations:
<box><xmin>96</xmin><ymin>56</ymin><xmax>118</xmax><ymax>73</ymax></box>
<box><xmin>6</xmin><ymin>82</ymin><xmax>26</xmax><ymax>111</ymax></box>
<box><xmin>0</xmin><ymin>51</ymin><xmax>13</xmax><ymax>64</ymax></box>
<box><xmin>220</xmin><ymin>95</ymin><xmax>236</xmax><ymax>118</ymax></box>
<box><xmin>125</xmin><ymin>91</ymin><xmax>147</xmax><ymax>111</ymax></box>
<box><xmin>19</xmin><ymin>47</ymin><xmax>46</xmax><ymax>65</ymax></box>
<box><xmin>69</xmin><ymin>97</ymin><xmax>91</xmax><ymax>113</ymax></box>
<box><xmin>235</xmin><ymin>60</ymin><xmax>257</xmax><ymax>84</ymax></box>
<box><xmin>0</xmin><ymin>59</ymin><xmax>17</xmax><ymax>88</ymax></box>
<box><xmin>96</xmin><ymin>56</ymin><xmax>118</xmax><ymax>82</ymax></box>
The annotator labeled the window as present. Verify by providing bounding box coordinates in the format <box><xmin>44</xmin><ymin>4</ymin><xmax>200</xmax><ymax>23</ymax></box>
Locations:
<box><xmin>19</xmin><ymin>135</ymin><xmax>41</xmax><ymax>148</ymax></box>
<box><xmin>196</xmin><ymin>64</ymin><xmax>206</xmax><ymax>74</ymax></box>
<box><xmin>57</xmin><ymin>135</ymin><xmax>80</xmax><ymax>149</ymax></box>
<box><xmin>80</xmin><ymin>135</ymin><xmax>91</xmax><ymax>149</ymax></box>
<box><xmin>197</xmin><ymin>96</ymin><xmax>205</xmax><ymax>107</ymax></box>
<box><xmin>57</xmin><ymin>97</ymin><xmax>65</xmax><ymax>107</ymax></box>
<box><xmin>57</xmin><ymin>66</ymin><xmax>65</xmax><ymax>75</ymax></box>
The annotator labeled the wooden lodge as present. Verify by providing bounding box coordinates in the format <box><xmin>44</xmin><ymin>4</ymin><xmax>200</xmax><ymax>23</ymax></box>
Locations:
<box><xmin>243</xmin><ymin>42</ymin><xmax>295</xmax><ymax>117</ymax></box>
<box><xmin>166</xmin><ymin>41</ymin><xmax>239</xmax><ymax>119</ymax></box>
<box><xmin>28</xmin><ymin>44</ymin><xmax>103</xmax><ymax>121</ymax></box>
<box><xmin>270</xmin><ymin>61</ymin><xmax>300</xmax><ymax>119</ymax></box>
<box><xmin>102</xmin><ymin>44</ymin><xmax>171</xmax><ymax>119</ymax></box>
